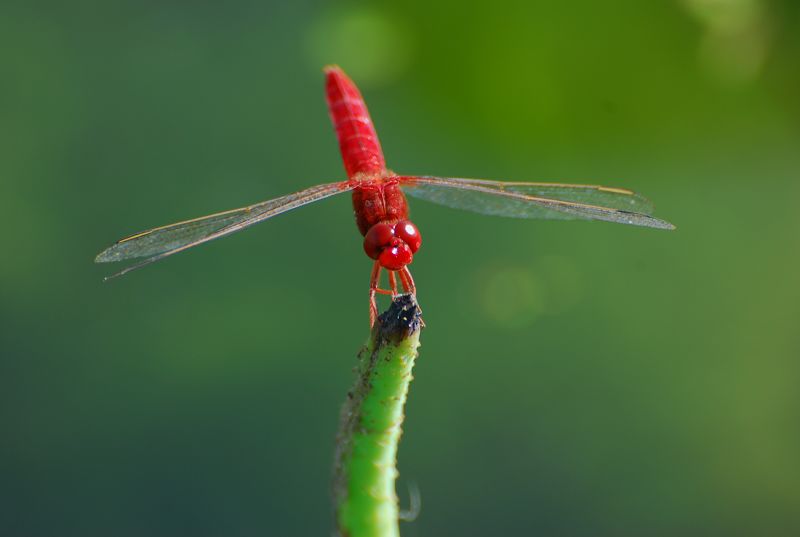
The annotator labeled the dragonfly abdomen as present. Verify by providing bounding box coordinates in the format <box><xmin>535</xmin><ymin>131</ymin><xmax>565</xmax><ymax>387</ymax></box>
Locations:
<box><xmin>325</xmin><ymin>66</ymin><xmax>386</xmax><ymax>178</ymax></box>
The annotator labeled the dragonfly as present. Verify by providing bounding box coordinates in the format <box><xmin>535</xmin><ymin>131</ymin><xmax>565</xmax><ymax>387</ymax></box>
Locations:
<box><xmin>96</xmin><ymin>65</ymin><xmax>674</xmax><ymax>326</ymax></box>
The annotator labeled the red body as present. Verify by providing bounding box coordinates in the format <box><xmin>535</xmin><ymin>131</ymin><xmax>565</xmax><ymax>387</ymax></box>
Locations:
<box><xmin>325</xmin><ymin>66</ymin><xmax>410</xmax><ymax>236</ymax></box>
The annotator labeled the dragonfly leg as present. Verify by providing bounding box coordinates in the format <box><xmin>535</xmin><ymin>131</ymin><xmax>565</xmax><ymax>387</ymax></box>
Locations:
<box><xmin>398</xmin><ymin>266</ymin><xmax>423</xmax><ymax>325</ymax></box>
<box><xmin>369</xmin><ymin>263</ymin><xmax>409</xmax><ymax>326</ymax></box>
<box><xmin>398</xmin><ymin>266</ymin><xmax>416</xmax><ymax>295</ymax></box>
<box><xmin>369</xmin><ymin>261</ymin><xmax>382</xmax><ymax>327</ymax></box>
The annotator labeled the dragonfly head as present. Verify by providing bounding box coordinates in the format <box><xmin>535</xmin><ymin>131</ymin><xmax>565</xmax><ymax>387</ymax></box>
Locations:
<box><xmin>363</xmin><ymin>220</ymin><xmax>422</xmax><ymax>270</ymax></box>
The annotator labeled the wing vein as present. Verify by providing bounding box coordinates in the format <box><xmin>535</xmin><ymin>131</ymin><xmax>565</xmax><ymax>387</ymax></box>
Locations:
<box><xmin>96</xmin><ymin>181</ymin><xmax>352</xmax><ymax>278</ymax></box>
<box><xmin>402</xmin><ymin>176</ymin><xmax>674</xmax><ymax>230</ymax></box>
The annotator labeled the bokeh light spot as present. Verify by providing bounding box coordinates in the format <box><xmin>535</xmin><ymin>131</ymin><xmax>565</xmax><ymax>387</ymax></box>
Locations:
<box><xmin>479</xmin><ymin>264</ymin><xmax>544</xmax><ymax>329</ymax></box>
<box><xmin>305</xmin><ymin>8</ymin><xmax>414</xmax><ymax>88</ymax></box>
<box><xmin>681</xmin><ymin>0</ymin><xmax>771</xmax><ymax>85</ymax></box>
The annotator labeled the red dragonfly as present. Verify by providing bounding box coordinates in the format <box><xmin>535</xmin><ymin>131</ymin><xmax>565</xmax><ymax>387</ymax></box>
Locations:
<box><xmin>96</xmin><ymin>65</ymin><xmax>674</xmax><ymax>325</ymax></box>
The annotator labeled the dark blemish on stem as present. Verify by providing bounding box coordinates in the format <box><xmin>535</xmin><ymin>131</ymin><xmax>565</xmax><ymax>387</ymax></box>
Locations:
<box><xmin>377</xmin><ymin>293</ymin><xmax>422</xmax><ymax>343</ymax></box>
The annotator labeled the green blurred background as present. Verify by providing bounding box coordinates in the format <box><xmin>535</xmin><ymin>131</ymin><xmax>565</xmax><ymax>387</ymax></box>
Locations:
<box><xmin>2</xmin><ymin>0</ymin><xmax>799</xmax><ymax>535</ymax></box>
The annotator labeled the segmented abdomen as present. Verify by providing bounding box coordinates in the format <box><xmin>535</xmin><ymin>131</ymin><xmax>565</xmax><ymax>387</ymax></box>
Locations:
<box><xmin>325</xmin><ymin>66</ymin><xmax>386</xmax><ymax>178</ymax></box>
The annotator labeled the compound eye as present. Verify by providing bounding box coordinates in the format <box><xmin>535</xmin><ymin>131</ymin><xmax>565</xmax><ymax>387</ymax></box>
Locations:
<box><xmin>394</xmin><ymin>220</ymin><xmax>421</xmax><ymax>253</ymax></box>
<box><xmin>379</xmin><ymin>240</ymin><xmax>413</xmax><ymax>271</ymax></box>
<box><xmin>363</xmin><ymin>223</ymin><xmax>395</xmax><ymax>260</ymax></box>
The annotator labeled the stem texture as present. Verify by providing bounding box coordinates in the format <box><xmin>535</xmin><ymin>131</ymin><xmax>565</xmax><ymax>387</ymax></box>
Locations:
<box><xmin>333</xmin><ymin>294</ymin><xmax>423</xmax><ymax>537</ymax></box>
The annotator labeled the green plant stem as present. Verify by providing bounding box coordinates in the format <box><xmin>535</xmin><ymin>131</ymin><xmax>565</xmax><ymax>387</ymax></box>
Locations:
<box><xmin>333</xmin><ymin>294</ymin><xmax>423</xmax><ymax>537</ymax></box>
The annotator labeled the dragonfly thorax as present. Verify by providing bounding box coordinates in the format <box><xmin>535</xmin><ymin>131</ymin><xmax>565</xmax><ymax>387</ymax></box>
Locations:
<box><xmin>363</xmin><ymin>220</ymin><xmax>421</xmax><ymax>271</ymax></box>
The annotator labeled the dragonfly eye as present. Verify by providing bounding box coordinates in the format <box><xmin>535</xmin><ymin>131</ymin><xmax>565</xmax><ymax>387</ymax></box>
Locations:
<box><xmin>379</xmin><ymin>240</ymin><xmax>413</xmax><ymax>271</ymax></box>
<box><xmin>394</xmin><ymin>220</ymin><xmax>421</xmax><ymax>253</ymax></box>
<box><xmin>363</xmin><ymin>223</ymin><xmax>395</xmax><ymax>260</ymax></box>
<box><xmin>364</xmin><ymin>222</ymin><xmax>417</xmax><ymax>269</ymax></box>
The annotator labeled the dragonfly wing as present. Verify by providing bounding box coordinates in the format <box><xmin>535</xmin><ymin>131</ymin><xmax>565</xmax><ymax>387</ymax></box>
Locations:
<box><xmin>401</xmin><ymin>176</ymin><xmax>674</xmax><ymax>230</ymax></box>
<box><xmin>96</xmin><ymin>181</ymin><xmax>352</xmax><ymax>278</ymax></box>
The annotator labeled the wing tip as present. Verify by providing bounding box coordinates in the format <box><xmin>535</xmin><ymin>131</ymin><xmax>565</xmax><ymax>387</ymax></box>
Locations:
<box><xmin>654</xmin><ymin>218</ymin><xmax>676</xmax><ymax>231</ymax></box>
<box><xmin>617</xmin><ymin>209</ymin><xmax>675</xmax><ymax>231</ymax></box>
<box><xmin>95</xmin><ymin>249</ymin><xmax>123</xmax><ymax>281</ymax></box>
<box><xmin>103</xmin><ymin>271</ymin><xmax>124</xmax><ymax>282</ymax></box>
<box><xmin>95</xmin><ymin>250</ymin><xmax>112</xmax><ymax>263</ymax></box>
<box><xmin>100</xmin><ymin>262</ymin><xmax>139</xmax><ymax>281</ymax></box>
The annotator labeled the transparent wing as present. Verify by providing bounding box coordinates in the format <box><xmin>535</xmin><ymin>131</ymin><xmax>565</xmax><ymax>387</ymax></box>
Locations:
<box><xmin>401</xmin><ymin>176</ymin><xmax>674</xmax><ymax>230</ymax></box>
<box><xmin>95</xmin><ymin>181</ymin><xmax>352</xmax><ymax>278</ymax></box>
